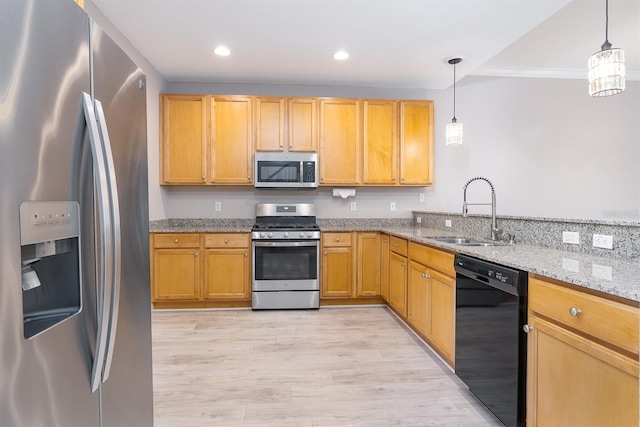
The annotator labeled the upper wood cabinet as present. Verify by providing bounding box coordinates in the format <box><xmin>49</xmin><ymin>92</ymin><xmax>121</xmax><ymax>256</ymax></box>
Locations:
<box><xmin>362</xmin><ymin>100</ymin><xmax>398</xmax><ymax>185</ymax></box>
<box><xmin>74</xmin><ymin>0</ymin><xmax>85</xmax><ymax>8</ymax></box>
<box><xmin>399</xmin><ymin>101</ymin><xmax>433</xmax><ymax>185</ymax></box>
<box><xmin>319</xmin><ymin>98</ymin><xmax>360</xmax><ymax>185</ymax></box>
<box><xmin>255</xmin><ymin>97</ymin><xmax>317</xmax><ymax>152</ymax></box>
<box><xmin>160</xmin><ymin>95</ymin><xmax>207</xmax><ymax>184</ymax></box>
<box><xmin>160</xmin><ymin>94</ymin><xmax>433</xmax><ymax>186</ymax></box>
<box><xmin>210</xmin><ymin>96</ymin><xmax>253</xmax><ymax>184</ymax></box>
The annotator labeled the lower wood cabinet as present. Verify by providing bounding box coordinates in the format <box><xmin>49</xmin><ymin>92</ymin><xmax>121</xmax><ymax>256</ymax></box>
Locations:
<box><xmin>151</xmin><ymin>233</ymin><xmax>201</xmax><ymax>300</ymax></box>
<box><xmin>150</xmin><ymin>232</ymin><xmax>251</xmax><ymax>308</ymax></box>
<box><xmin>407</xmin><ymin>242</ymin><xmax>455</xmax><ymax>366</ymax></box>
<box><xmin>526</xmin><ymin>277</ymin><xmax>639</xmax><ymax>426</ymax></box>
<box><xmin>203</xmin><ymin>233</ymin><xmax>251</xmax><ymax>300</ymax></box>
<box><xmin>321</xmin><ymin>232</ymin><xmax>355</xmax><ymax>298</ymax></box>
<box><xmin>388</xmin><ymin>236</ymin><xmax>408</xmax><ymax>317</ymax></box>
<box><xmin>356</xmin><ymin>232</ymin><xmax>381</xmax><ymax>297</ymax></box>
<box><xmin>380</xmin><ymin>234</ymin><xmax>390</xmax><ymax>301</ymax></box>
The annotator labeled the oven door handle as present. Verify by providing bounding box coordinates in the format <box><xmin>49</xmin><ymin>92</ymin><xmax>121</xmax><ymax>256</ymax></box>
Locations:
<box><xmin>253</xmin><ymin>241</ymin><xmax>318</xmax><ymax>247</ymax></box>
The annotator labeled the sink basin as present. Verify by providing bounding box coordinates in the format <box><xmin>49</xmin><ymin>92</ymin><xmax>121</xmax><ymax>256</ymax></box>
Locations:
<box><xmin>431</xmin><ymin>236</ymin><xmax>495</xmax><ymax>247</ymax></box>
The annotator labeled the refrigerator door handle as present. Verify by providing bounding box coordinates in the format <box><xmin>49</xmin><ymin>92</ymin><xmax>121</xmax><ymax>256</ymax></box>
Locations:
<box><xmin>82</xmin><ymin>93</ymin><xmax>115</xmax><ymax>393</ymax></box>
<box><xmin>94</xmin><ymin>99</ymin><xmax>122</xmax><ymax>383</ymax></box>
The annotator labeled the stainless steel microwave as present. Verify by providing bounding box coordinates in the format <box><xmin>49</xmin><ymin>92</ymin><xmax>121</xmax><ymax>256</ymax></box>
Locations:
<box><xmin>254</xmin><ymin>152</ymin><xmax>318</xmax><ymax>188</ymax></box>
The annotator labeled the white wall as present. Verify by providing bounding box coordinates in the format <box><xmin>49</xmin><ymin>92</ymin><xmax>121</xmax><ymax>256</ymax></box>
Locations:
<box><xmin>85</xmin><ymin>0</ymin><xmax>168</xmax><ymax>220</ymax></box>
<box><xmin>427</xmin><ymin>76</ymin><xmax>640</xmax><ymax>221</ymax></box>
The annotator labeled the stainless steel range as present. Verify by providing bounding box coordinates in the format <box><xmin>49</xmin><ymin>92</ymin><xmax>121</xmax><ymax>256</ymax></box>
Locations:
<box><xmin>251</xmin><ymin>203</ymin><xmax>320</xmax><ymax>309</ymax></box>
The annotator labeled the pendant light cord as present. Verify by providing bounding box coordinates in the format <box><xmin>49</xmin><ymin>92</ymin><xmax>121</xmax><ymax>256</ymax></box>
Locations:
<box><xmin>452</xmin><ymin>61</ymin><xmax>457</xmax><ymax>122</ymax></box>
<box><xmin>602</xmin><ymin>0</ymin><xmax>612</xmax><ymax>50</ymax></box>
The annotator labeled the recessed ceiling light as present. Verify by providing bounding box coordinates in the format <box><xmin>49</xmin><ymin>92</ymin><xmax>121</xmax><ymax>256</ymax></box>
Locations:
<box><xmin>213</xmin><ymin>46</ymin><xmax>231</xmax><ymax>57</ymax></box>
<box><xmin>333</xmin><ymin>50</ymin><xmax>349</xmax><ymax>61</ymax></box>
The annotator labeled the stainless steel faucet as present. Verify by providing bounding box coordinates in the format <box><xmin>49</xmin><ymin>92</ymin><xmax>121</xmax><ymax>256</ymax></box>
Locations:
<box><xmin>463</xmin><ymin>177</ymin><xmax>502</xmax><ymax>241</ymax></box>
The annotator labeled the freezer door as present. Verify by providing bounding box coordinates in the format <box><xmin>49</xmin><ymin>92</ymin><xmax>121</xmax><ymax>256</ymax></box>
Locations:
<box><xmin>91</xmin><ymin>22</ymin><xmax>154</xmax><ymax>427</ymax></box>
<box><xmin>0</xmin><ymin>1</ymin><xmax>100</xmax><ymax>426</ymax></box>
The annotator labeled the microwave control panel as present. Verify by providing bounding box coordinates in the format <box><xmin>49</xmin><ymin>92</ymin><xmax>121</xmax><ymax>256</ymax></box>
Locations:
<box><xmin>302</xmin><ymin>161</ymin><xmax>316</xmax><ymax>183</ymax></box>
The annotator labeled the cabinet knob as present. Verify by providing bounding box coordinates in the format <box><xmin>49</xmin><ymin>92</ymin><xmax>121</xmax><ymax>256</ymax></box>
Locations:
<box><xmin>201</xmin><ymin>176</ymin><xmax>205</xmax><ymax>180</ymax></box>
<box><xmin>336</xmin><ymin>238</ymin><xmax>340</xmax><ymax>242</ymax></box>
<box><xmin>194</xmin><ymin>252</ymin><xmax>199</xmax><ymax>257</ymax></box>
<box><xmin>324</xmin><ymin>251</ymin><xmax>328</xmax><ymax>256</ymax></box>
<box><xmin>383</xmin><ymin>239</ymin><xmax>388</xmax><ymax>243</ymax></box>
<box><xmin>224</xmin><ymin>239</ymin><xmax>229</xmax><ymax>243</ymax></box>
<box><xmin>174</xmin><ymin>239</ymin><xmax>179</xmax><ymax>244</ymax></box>
<box><xmin>523</xmin><ymin>324</ymin><xmax>534</xmax><ymax>333</ymax></box>
<box><xmin>569</xmin><ymin>307</ymin><xmax>582</xmax><ymax>317</ymax></box>
<box><xmin>393</xmin><ymin>243</ymin><xmax>398</xmax><ymax>247</ymax></box>
<box><xmin>248</xmin><ymin>176</ymin><xmax>251</xmax><ymax>181</ymax></box>
<box><xmin>401</xmin><ymin>262</ymin><xmax>405</xmax><ymax>267</ymax></box>
<box><xmin>245</xmin><ymin>253</ymin><xmax>248</xmax><ymax>257</ymax></box>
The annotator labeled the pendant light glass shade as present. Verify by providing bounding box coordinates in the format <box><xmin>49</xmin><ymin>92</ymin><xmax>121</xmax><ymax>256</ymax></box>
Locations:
<box><xmin>588</xmin><ymin>46</ymin><xmax>625</xmax><ymax>97</ymax></box>
<box><xmin>446</xmin><ymin>57</ymin><xmax>463</xmax><ymax>146</ymax></box>
<box><xmin>445</xmin><ymin>120</ymin><xmax>463</xmax><ymax>146</ymax></box>
<box><xmin>588</xmin><ymin>0</ymin><xmax>625</xmax><ymax>97</ymax></box>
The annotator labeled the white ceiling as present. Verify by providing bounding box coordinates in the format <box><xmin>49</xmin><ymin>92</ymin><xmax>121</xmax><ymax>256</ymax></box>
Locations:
<box><xmin>90</xmin><ymin>0</ymin><xmax>639</xmax><ymax>89</ymax></box>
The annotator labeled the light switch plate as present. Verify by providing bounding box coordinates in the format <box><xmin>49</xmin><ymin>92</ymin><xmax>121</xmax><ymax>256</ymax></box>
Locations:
<box><xmin>350</xmin><ymin>202</ymin><xmax>356</xmax><ymax>211</ymax></box>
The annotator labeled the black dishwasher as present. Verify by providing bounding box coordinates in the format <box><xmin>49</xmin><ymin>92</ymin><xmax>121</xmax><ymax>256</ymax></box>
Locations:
<box><xmin>454</xmin><ymin>254</ymin><xmax>528</xmax><ymax>427</ymax></box>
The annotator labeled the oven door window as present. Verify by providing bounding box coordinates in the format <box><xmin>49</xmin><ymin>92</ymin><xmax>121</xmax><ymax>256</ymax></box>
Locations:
<box><xmin>256</xmin><ymin>161</ymin><xmax>300</xmax><ymax>183</ymax></box>
<box><xmin>254</xmin><ymin>244</ymin><xmax>317</xmax><ymax>281</ymax></box>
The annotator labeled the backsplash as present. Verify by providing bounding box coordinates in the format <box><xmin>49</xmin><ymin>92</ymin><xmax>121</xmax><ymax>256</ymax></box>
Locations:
<box><xmin>413</xmin><ymin>211</ymin><xmax>640</xmax><ymax>260</ymax></box>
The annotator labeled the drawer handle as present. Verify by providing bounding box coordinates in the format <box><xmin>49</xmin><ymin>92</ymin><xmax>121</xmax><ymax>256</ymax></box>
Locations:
<box><xmin>393</xmin><ymin>243</ymin><xmax>398</xmax><ymax>247</ymax></box>
<box><xmin>422</xmin><ymin>273</ymin><xmax>430</xmax><ymax>279</ymax></box>
<box><xmin>569</xmin><ymin>307</ymin><xmax>582</xmax><ymax>317</ymax></box>
<box><xmin>336</xmin><ymin>238</ymin><xmax>340</xmax><ymax>242</ymax></box>
<box><xmin>523</xmin><ymin>324</ymin><xmax>534</xmax><ymax>333</ymax></box>
<box><xmin>174</xmin><ymin>239</ymin><xmax>179</xmax><ymax>244</ymax></box>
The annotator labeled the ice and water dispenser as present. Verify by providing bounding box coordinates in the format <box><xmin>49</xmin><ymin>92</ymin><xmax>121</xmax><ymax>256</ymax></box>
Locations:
<box><xmin>20</xmin><ymin>201</ymin><xmax>82</xmax><ymax>339</ymax></box>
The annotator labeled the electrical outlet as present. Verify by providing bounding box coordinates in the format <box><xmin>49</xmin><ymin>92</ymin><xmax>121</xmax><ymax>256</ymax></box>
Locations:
<box><xmin>350</xmin><ymin>202</ymin><xmax>357</xmax><ymax>211</ymax></box>
<box><xmin>390</xmin><ymin>202</ymin><xmax>396</xmax><ymax>211</ymax></box>
<box><xmin>445</xmin><ymin>219</ymin><xmax>452</xmax><ymax>228</ymax></box>
<box><xmin>215</xmin><ymin>202</ymin><xmax>222</xmax><ymax>212</ymax></box>
<box><xmin>419</xmin><ymin>193</ymin><xmax>426</xmax><ymax>203</ymax></box>
<box><xmin>562</xmin><ymin>231</ymin><xmax>580</xmax><ymax>245</ymax></box>
<box><xmin>592</xmin><ymin>234</ymin><xmax>613</xmax><ymax>249</ymax></box>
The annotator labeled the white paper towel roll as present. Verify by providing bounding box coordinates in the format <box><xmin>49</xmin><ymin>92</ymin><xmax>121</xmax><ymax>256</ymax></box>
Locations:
<box><xmin>332</xmin><ymin>188</ymin><xmax>356</xmax><ymax>198</ymax></box>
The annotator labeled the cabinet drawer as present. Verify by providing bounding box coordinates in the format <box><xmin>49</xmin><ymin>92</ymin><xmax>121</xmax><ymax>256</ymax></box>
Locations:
<box><xmin>322</xmin><ymin>232</ymin><xmax>352</xmax><ymax>247</ymax></box>
<box><xmin>204</xmin><ymin>233</ymin><xmax>250</xmax><ymax>248</ymax></box>
<box><xmin>529</xmin><ymin>278</ymin><xmax>639</xmax><ymax>355</ymax></box>
<box><xmin>153</xmin><ymin>233</ymin><xmax>200</xmax><ymax>248</ymax></box>
<box><xmin>389</xmin><ymin>236</ymin><xmax>408</xmax><ymax>257</ymax></box>
<box><xmin>408</xmin><ymin>242</ymin><xmax>455</xmax><ymax>277</ymax></box>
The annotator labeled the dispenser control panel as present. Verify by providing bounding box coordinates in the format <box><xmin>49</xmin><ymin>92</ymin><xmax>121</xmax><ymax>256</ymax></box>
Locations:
<box><xmin>20</xmin><ymin>201</ymin><xmax>80</xmax><ymax>245</ymax></box>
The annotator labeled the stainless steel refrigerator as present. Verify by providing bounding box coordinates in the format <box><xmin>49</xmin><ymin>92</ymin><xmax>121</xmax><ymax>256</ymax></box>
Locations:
<box><xmin>0</xmin><ymin>1</ymin><xmax>154</xmax><ymax>426</ymax></box>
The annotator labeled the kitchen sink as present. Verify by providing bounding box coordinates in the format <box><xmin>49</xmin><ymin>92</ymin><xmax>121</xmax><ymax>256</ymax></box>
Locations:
<box><xmin>431</xmin><ymin>236</ymin><xmax>496</xmax><ymax>246</ymax></box>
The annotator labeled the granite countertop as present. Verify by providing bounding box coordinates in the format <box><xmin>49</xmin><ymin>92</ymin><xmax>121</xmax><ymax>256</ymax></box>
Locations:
<box><xmin>150</xmin><ymin>219</ymin><xmax>640</xmax><ymax>303</ymax></box>
<box><xmin>374</xmin><ymin>227</ymin><xmax>640</xmax><ymax>303</ymax></box>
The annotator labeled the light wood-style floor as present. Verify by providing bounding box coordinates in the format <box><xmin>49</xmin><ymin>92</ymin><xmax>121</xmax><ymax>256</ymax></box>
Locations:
<box><xmin>152</xmin><ymin>307</ymin><xmax>502</xmax><ymax>426</ymax></box>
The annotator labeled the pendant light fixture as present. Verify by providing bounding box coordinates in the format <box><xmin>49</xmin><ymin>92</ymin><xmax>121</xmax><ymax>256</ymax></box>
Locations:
<box><xmin>446</xmin><ymin>58</ymin><xmax>463</xmax><ymax>146</ymax></box>
<box><xmin>588</xmin><ymin>0</ymin><xmax>625</xmax><ymax>97</ymax></box>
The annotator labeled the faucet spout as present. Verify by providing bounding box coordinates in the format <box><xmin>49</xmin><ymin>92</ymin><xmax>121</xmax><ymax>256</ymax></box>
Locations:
<box><xmin>462</xmin><ymin>177</ymin><xmax>501</xmax><ymax>240</ymax></box>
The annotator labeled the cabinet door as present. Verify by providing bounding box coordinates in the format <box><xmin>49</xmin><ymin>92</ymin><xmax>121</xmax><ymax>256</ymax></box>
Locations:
<box><xmin>399</xmin><ymin>101</ymin><xmax>433</xmax><ymax>185</ymax></box>
<box><xmin>210</xmin><ymin>96</ymin><xmax>253</xmax><ymax>184</ymax></box>
<box><xmin>321</xmin><ymin>246</ymin><xmax>354</xmax><ymax>298</ymax></box>
<box><xmin>362</xmin><ymin>100</ymin><xmax>397</xmax><ymax>185</ymax></box>
<box><xmin>319</xmin><ymin>98</ymin><xmax>360</xmax><ymax>184</ymax></box>
<box><xmin>380</xmin><ymin>234</ymin><xmax>390</xmax><ymax>301</ymax></box>
<box><xmin>356</xmin><ymin>232</ymin><xmax>381</xmax><ymax>297</ymax></box>
<box><xmin>427</xmin><ymin>269</ymin><xmax>455</xmax><ymax>364</ymax></box>
<box><xmin>407</xmin><ymin>261</ymin><xmax>428</xmax><ymax>336</ymax></box>
<box><xmin>161</xmin><ymin>95</ymin><xmax>207</xmax><ymax>184</ymax></box>
<box><xmin>255</xmin><ymin>97</ymin><xmax>285</xmax><ymax>151</ymax></box>
<box><xmin>203</xmin><ymin>248</ymin><xmax>250</xmax><ymax>300</ymax></box>
<box><xmin>527</xmin><ymin>315</ymin><xmax>639</xmax><ymax>427</ymax></box>
<box><xmin>388</xmin><ymin>252</ymin><xmax>407</xmax><ymax>318</ymax></box>
<box><xmin>151</xmin><ymin>248</ymin><xmax>200</xmax><ymax>300</ymax></box>
<box><xmin>288</xmin><ymin>98</ymin><xmax>317</xmax><ymax>152</ymax></box>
